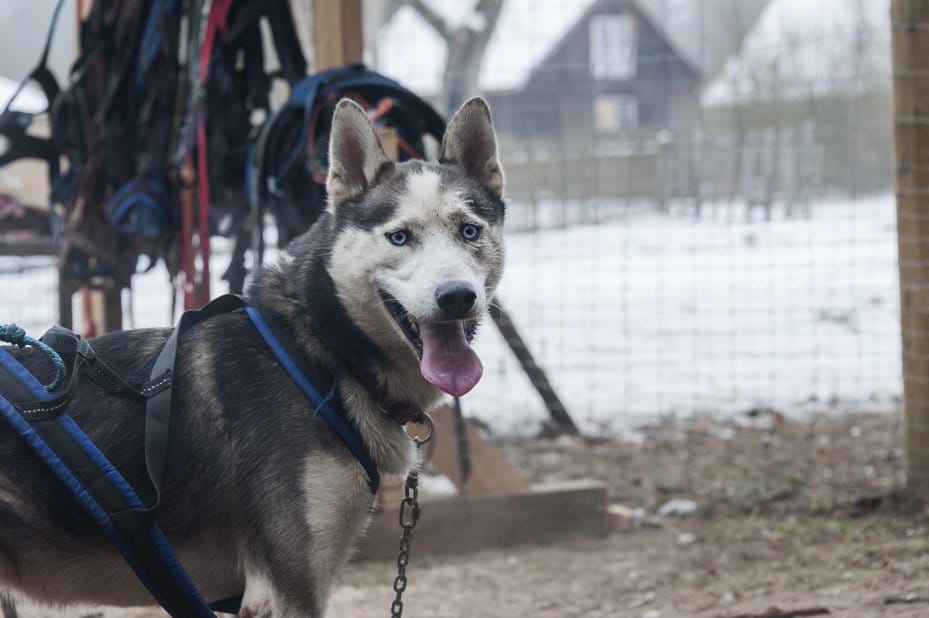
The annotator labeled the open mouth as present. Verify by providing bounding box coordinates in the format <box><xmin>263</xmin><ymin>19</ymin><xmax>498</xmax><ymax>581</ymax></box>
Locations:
<box><xmin>380</xmin><ymin>290</ymin><xmax>424</xmax><ymax>356</ymax></box>
<box><xmin>379</xmin><ymin>290</ymin><xmax>477</xmax><ymax>357</ymax></box>
<box><xmin>379</xmin><ymin>289</ymin><xmax>482</xmax><ymax>397</ymax></box>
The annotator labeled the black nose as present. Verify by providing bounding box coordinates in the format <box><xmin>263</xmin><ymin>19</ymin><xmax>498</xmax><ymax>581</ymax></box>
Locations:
<box><xmin>435</xmin><ymin>281</ymin><xmax>477</xmax><ymax>318</ymax></box>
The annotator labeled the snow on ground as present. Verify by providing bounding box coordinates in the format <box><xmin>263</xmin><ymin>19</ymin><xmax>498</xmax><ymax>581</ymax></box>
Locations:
<box><xmin>0</xmin><ymin>194</ymin><xmax>901</xmax><ymax>435</ymax></box>
<box><xmin>0</xmin><ymin>75</ymin><xmax>46</xmax><ymax>113</ymax></box>
<box><xmin>472</xmin><ymin>193</ymin><xmax>901</xmax><ymax>433</ymax></box>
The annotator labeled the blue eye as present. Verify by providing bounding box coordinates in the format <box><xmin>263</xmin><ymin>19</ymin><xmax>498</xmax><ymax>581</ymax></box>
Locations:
<box><xmin>461</xmin><ymin>224</ymin><xmax>481</xmax><ymax>241</ymax></box>
<box><xmin>388</xmin><ymin>230</ymin><xmax>410</xmax><ymax>246</ymax></box>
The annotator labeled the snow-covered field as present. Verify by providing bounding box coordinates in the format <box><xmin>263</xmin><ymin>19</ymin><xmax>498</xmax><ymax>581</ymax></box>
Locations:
<box><xmin>0</xmin><ymin>194</ymin><xmax>901</xmax><ymax>434</ymax></box>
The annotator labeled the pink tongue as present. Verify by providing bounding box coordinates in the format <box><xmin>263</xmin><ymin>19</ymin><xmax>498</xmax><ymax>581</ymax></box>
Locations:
<box><xmin>418</xmin><ymin>320</ymin><xmax>483</xmax><ymax>397</ymax></box>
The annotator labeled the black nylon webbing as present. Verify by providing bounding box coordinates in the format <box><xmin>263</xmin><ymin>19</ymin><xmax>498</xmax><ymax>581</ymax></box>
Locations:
<box><xmin>144</xmin><ymin>294</ymin><xmax>247</xmax><ymax>509</ymax></box>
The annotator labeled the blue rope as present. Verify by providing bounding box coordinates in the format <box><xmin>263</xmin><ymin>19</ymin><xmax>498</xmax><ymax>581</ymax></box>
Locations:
<box><xmin>0</xmin><ymin>324</ymin><xmax>65</xmax><ymax>391</ymax></box>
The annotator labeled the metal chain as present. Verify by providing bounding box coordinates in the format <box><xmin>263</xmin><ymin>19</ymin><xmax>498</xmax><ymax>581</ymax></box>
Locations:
<box><xmin>390</xmin><ymin>413</ymin><xmax>434</xmax><ymax>618</ymax></box>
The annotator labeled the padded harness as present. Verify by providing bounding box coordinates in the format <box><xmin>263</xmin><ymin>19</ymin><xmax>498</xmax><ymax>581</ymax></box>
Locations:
<box><xmin>0</xmin><ymin>294</ymin><xmax>380</xmax><ymax>616</ymax></box>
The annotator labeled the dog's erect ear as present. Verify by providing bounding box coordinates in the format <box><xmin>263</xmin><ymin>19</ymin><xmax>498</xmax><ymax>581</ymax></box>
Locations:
<box><xmin>440</xmin><ymin>97</ymin><xmax>504</xmax><ymax>199</ymax></box>
<box><xmin>326</xmin><ymin>99</ymin><xmax>391</xmax><ymax>208</ymax></box>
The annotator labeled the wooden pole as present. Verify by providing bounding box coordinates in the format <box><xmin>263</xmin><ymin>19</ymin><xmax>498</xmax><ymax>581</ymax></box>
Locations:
<box><xmin>65</xmin><ymin>0</ymin><xmax>124</xmax><ymax>336</ymax></box>
<box><xmin>311</xmin><ymin>0</ymin><xmax>363</xmax><ymax>71</ymax></box>
<box><xmin>893</xmin><ymin>0</ymin><xmax>929</xmax><ymax>497</ymax></box>
<box><xmin>489</xmin><ymin>303</ymin><xmax>580</xmax><ymax>434</ymax></box>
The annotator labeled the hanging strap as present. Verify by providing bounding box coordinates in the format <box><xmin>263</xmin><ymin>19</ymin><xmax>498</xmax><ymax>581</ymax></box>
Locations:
<box><xmin>1</xmin><ymin>0</ymin><xmax>63</xmax><ymax>116</ymax></box>
<box><xmin>187</xmin><ymin>0</ymin><xmax>235</xmax><ymax>308</ymax></box>
<box><xmin>0</xmin><ymin>0</ymin><xmax>65</xmax><ymax>187</ymax></box>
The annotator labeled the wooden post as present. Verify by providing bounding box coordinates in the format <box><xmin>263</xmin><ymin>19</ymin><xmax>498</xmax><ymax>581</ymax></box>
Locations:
<box><xmin>311</xmin><ymin>0</ymin><xmax>363</xmax><ymax>71</ymax></box>
<box><xmin>427</xmin><ymin>403</ymin><xmax>529</xmax><ymax>494</ymax></box>
<box><xmin>359</xmin><ymin>480</ymin><xmax>607</xmax><ymax>561</ymax></box>
<box><xmin>63</xmin><ymin>0</ymin><xmax>124</xmax><ymax>336</ymax></box>
<box><xmin>893</xmin><ymin>0</ymin><xmax>929</xmax><ymax>497</ymax></box>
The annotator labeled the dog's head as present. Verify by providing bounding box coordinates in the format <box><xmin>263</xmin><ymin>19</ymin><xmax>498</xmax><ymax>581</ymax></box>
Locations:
<box><xmin>324</xmin><ymin>97</ymin><xmax>505</xmax><ymax>397</ymax></box>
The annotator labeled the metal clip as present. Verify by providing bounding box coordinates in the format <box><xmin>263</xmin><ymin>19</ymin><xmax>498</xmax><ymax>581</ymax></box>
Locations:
<box><xmin>411</xmin><ymin>411</ymin><xmax>434</xmax><ymax>446</ymax></box>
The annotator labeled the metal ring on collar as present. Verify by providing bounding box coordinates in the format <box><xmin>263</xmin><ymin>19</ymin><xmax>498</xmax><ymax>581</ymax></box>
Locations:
<box><xmin>411</xmin><ymin>412</ymin><xmax>434</xmax><ymax>446</ymax></box>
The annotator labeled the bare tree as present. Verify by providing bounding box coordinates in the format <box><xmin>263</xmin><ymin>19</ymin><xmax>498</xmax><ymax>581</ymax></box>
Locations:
<box><xmin>380</xmin><ymin>0</ymin><xmax>505</xmax><ymax>114</ymax></box>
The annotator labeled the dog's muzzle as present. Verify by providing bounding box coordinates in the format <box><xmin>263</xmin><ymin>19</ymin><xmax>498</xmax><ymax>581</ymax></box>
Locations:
<box><xmin>379</xmin><ymin>287</ymin><xmax>483</xmax><ymax>397</ymax></box>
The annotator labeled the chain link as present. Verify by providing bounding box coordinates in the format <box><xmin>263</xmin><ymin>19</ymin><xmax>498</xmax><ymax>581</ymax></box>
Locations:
<box><xmin>389</xmin><ymin>413</ymin><xmax>433</xmax><ymax>618</ymax></box>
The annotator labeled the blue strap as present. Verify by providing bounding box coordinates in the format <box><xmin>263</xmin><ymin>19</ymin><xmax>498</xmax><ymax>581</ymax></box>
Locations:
<box><xmin>287</xmin><ymin>66</ymin><xmax>445</xmax><ymax>138</ymax></box>
<box><xmin>0</xmin><ymin>348</ymin><xmax>215</xmax><ymax>617</ymax></box>
<box><xmin>105</xmin><ymin>179</ymin><xmax>171</xmax><ymax>238</ymax></box>
<box><xmin>286</xmin><ymin>65</ymin><xmax>413</xmax><ymax>105</ymax></box>
<box><xmin>245</xmin><ymin>306</ymin><xmax>381</xmax><ymax>493</ymax></box>
<box><xmin>0</xmin><ymin>393</ymin><xmax>175</xmax><ymax>611</ymax></box>
<box><xmin>136</xmin><ymin>0</ymin><xmax>179</xmax><ymax>93</ymax></box>
<box><xmin>0</xmin><ymin>324</ymin><xmax>66</xmax><ymax>391</ymax></box>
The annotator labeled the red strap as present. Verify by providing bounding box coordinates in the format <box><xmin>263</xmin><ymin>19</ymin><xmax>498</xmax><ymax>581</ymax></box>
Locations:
<box><xmin>190</xmin><ymin>0</ymin><xmax>234</xmax><ymax>307</ymax></box>
<box><xmin>195</xmin><ymin>108</ymin><xmax>210</xmax><ymax>306</ymax></box>
<box><xmin>198</xmin><ymin>0</ymin><xmax>233</xmax><ymax>88</ymax></box>
<box><xmin>178</xmin><ymin>158</ymin><xmax>197</xmax><ymax>311</ymax></box>
<box><xmin>370</xmin><ymin>97</ymin><xmax>394</xmax><ymax>122</ymax></box>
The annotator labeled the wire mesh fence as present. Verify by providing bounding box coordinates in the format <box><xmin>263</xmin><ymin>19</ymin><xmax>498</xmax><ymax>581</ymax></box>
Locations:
<box><xmin>373</xmin><ymin>0</ymin><xmax>901</xmax><ymax>435</ymax></box>
<box><xmin>0</xmin><ymin>3</ymin><xmax>920</xmax><ymax>615</ymax></box>
<box><xmin>0</xmin><ymin>0</ymin><xmax>902</xmax><ymax>437</ymax></box>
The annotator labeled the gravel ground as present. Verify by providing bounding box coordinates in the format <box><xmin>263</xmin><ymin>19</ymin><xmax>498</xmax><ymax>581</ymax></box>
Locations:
<box><xmin>14</xmin><ymin>410</ymin><xmax>929</xmax><ymax>618</ymax></box>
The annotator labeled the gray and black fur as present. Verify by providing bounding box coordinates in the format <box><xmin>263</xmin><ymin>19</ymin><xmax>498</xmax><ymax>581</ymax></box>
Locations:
<box><xmin>0</xmin><ymin>97</ymin><xmax>505</xmax><ymax>617</ymax></box>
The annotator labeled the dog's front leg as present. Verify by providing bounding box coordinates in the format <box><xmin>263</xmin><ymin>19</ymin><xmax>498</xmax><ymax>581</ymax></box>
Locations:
<box><xmin>238</xmin><ymin>568</ymin><xmax>321</xmax><ymax>618</ymax></box>
<box><xmin>238</xmin><ymin>541</ymin><xmax>334</xmax><ymax>618</ymax></box>
<box><xmin>238</xmin><ymin>567</ymin><xmax>279</xmax><ymax>618</ymax></box>
<box><xmin>237</xmin><ymin>451</ymin><xmax>374</xmax><ymax>617</ymax></box>
<box><xmin>0</xmin><ymin>591</ymin><xmax>16</xmax><ymax>618</ymax></box>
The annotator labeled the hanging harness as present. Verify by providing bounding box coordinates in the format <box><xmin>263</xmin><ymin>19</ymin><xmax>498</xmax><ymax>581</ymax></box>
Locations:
<box><xmin>0</xmin><ymin>295</ymin><xmax>380</xmax><ymax>616</ymax></box>
<box><xmin>247</xmin><ymin>64</ymin><xmax>447</xmax><ymax>251</ymax></box>
<box><xmin>0</xmin><ymin>0</ymin><xmax>64</xmax><ymax>202</ymax></box>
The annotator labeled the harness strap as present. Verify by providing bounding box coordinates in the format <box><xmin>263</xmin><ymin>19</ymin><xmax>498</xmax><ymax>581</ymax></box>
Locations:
<box><xmin>0</xmin><ymin>294</ymin><xmax>380</xmax><ymax>615</ymax></box>
<box><xmin>244</xmin><ymin>306</ymin><xmax>381</xmax><ymax>493</ymax></box>
<box><xmin>147</xmin><ymin>295</ymin><xmax>380</xmax><ymax>496</ymax></box>
<box><xmin>10</xmin><ymin>328</ymin><xmax>170</xmax><ymax>423</ymax></box>
<box><xmin>0</xmin><ymin>349</ymin><xmax>215</xmax><ymax>618</ymax></box>
<box><xmin>145</xmin><ymin>293</ymin><xmax>247</xmax><ymax>509</ymax></box>
<box><xmin>40</xmin><ymin>327</ymin><xmax>171</xmax><ymax>400</ymax></box>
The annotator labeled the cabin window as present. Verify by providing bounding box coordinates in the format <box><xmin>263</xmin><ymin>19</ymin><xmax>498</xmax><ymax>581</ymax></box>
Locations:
<box><xmin>590</xmin><ymin>14</ymin><xmax>637</xmax><ymax>80</ymax></box>
<box><xmin>594</xmin><ymin>95</ymin><xmax>638</xmax><ymax>132</ymax></box>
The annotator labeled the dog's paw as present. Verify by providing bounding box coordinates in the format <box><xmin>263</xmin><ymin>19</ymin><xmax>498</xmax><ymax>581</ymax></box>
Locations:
<box><xmin>238</xmin><ymin>598</ymin><xmax>273</xmax><ymax>618</ymax></box>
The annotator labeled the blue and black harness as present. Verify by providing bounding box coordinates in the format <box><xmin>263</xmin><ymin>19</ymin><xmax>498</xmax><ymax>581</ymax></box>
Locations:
<box><xmin>0</xmin><ymin>295</ymin><xmax>380</xmax><ymax>617</ymax></box>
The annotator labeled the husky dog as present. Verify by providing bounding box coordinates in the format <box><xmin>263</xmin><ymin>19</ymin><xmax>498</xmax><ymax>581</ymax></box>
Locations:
<box><xmin>0</xmin><ymin>97</ymin><xmax>505</xmax><ymax>616</ymax></box>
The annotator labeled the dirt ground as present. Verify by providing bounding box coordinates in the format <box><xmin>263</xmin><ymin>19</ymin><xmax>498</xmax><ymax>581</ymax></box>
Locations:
<box><xmin>16</xmin><ymin>408</ymin><xmax>929</xmax><ymax>617</ymax></box>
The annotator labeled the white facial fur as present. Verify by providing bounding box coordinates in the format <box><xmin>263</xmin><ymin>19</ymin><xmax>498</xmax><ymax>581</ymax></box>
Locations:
<box><xmin>328</xmin><ymin>167</ymin><xmax>503</xmax><ymax>362</ymax></box>
<box><xmin>379</xmin><ymin>171</ymin><xmax>488</xmax><ymax>316</ymax></box>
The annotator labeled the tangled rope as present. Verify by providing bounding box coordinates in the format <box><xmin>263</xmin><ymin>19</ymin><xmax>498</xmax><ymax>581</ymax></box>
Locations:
<box><xmin>0</xmin><ymin>324</ymin><xmax>65</xmax><ymax>391</ymax></box>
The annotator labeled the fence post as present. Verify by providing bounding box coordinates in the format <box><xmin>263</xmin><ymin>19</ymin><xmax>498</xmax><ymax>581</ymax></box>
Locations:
<box><xmin>893</xmin><ymin>0</ymin><xmax>929</xmax><ymax>497</ymax></box>
<box><xmin>310</xmin><ymin>0</ymin><xmax>363</xmax><ymax>71</ymax></box>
